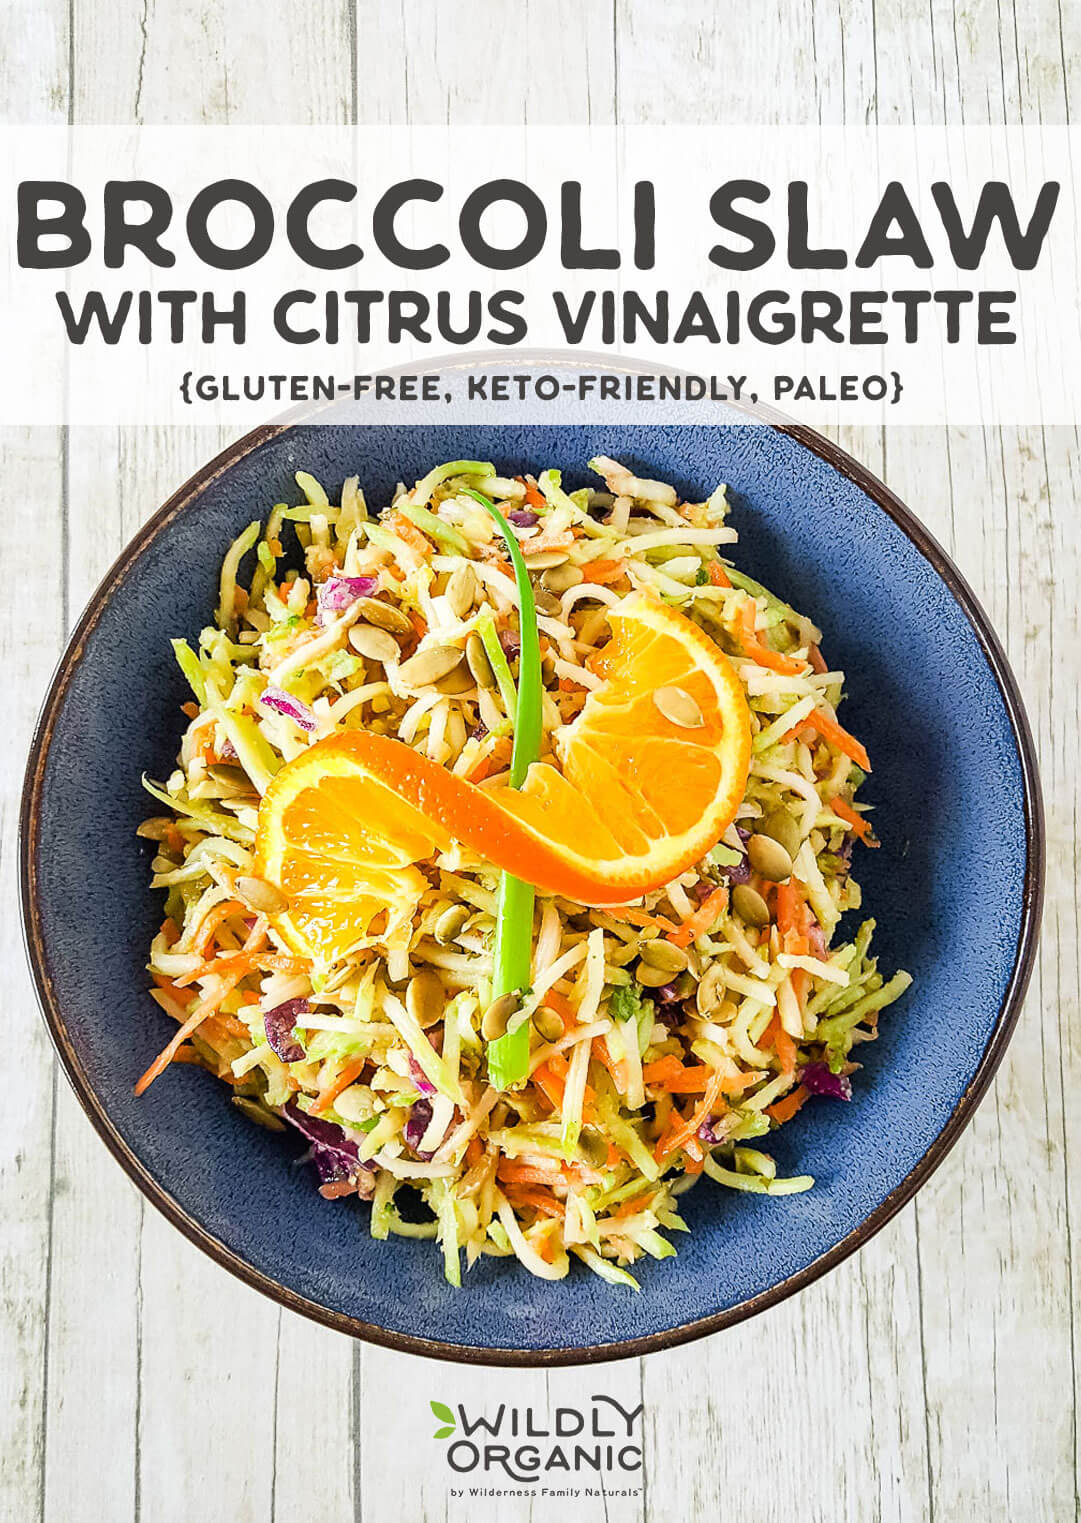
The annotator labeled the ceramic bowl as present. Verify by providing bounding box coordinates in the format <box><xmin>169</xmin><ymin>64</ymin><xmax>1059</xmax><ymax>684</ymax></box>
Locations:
<box><xmin>21</xmin><ymin>419</ymin><xmax>1043</xmax><ymax>1364</ymax></box>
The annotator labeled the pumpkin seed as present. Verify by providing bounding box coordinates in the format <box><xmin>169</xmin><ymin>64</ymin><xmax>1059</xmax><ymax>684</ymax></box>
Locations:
<box><xmin>355</xmin><ymin>595</ymin><xmax>412</xmax><ymax>635</ymax></box>
<box><xmin>235</xmin><ymin>875</ymin><xmax>287</xmax><ymax>915</ymax></box>
<box><xmin>207</xmin><ymin>763</ymin><xmax>256</xmax><ymax>798</ymax></box>
<box><xmin>542</xmin><ymin>563</ymin><xmax>584</xmax><ymax>594</ymax></box>
<box><xmin>653</xmin><ymin>685</ymin><xmax>704</xmax><ymax>729</ymax></box>
<box><xmin>348</xmin><ymin>624</ymin><xmax>400</xmax><ymax>664</ymax></box>
<box><xmin>232</xmin><ymin>1096</ymin><xmax>287</xmax><ymax>1131</ymax></box>
<box><xmin>320</xmin><ymin>962</ymin><xmax>354</xmax><ymax>994</ymax></box>
<box><xmin>445</xmin><ymin>563</ymin><xmax>477</xmax><ymax>619</ymax></box>
<box><xmin>398</xmin><ymin>645</ymin><xmax>464</xmax><ymax>688</ymax></box>
<box><xmin>532</xmin><ymin>1006</ymin><xmax>564</xmax><ymax>1043</ymax></box>
<box><xmin>578</xmin><ymin>1129</ymin><xmax>609</xmax><ymax>1166</ymax></box>
<box><xmin>481</xmin><ymin>991</ymin><xmax>520</xmax><ymax>1041</ymax></box>
<box><xmin>524</xmin><ymin>549</ymin><xmax>570</xmax><ymax>570</ymax></box>
<box><xmin>465</xmin><ymin>631</ymin><xmax>496</xmax><ymax>689</ymax></box>
<box><xmin>434</xmin><ymin>904</ymin><xmax>470</xmax><ymax>945</ymax></box>
<box><xmin>747</xmin><ymin>832</ymin><xmax>794</xmax><ymax>882</ymax></box>
<box><xmin>533</xmin><ymin>587</ymin><xmax>562</xmax><ymax>616</ymax></box>
<box><xmin>695</xmin><ymin>963</ymin><xmax>728</xmax><ymax>1016</ymax></box>
<box><xmin>406</xmin><ymin>969</ymin><xmax>445</xmax><ymax>1029</ymax></box>
<box><xmin>639</xmin><ymin>939</ymin><xmax>689</xmax><ymax>973</ymax></box>
<box><xmin>759</xmin><ymin>807</ymin><xmax>801</xmax><ymax>860</ymax></box>
<box><xmin>731</xmin><ymin>883</ymin><xmax>771</xmax><ymax>927</ymax></box>
<box><xmin>435</xmin><ymin>661</ymin><xmax>475</xmax><ymax>695</ymax></box>
<box><xmin>637</xmin><ymin>961</ymin><xmax>677</xmax><ymax>989</ymax></box>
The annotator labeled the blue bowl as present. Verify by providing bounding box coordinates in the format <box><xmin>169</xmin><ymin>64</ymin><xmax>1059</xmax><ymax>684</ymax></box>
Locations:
<box><xmin>21</xmin><ymin>420</ymin><xmax>1043</xmax><ymax>1364</ymax></box>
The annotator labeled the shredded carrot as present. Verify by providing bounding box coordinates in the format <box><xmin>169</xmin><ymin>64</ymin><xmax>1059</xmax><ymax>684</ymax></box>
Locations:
<box><xmin>505</xmin><ymin>1185</ymin><xmax>565</xmax><ymax>1218</ymax></box>
<box><xmin>720</xmin><ymin>1070</ymin><xmax>770</xmax><ymax>1095</ymax></box>
<box><xmin>829</xmin><ymin>793</ymin><xmax>879</xmax><ymax>845</ymax></box>
<box><xmin>775</xmin><ymin>880</ymin><xmax>807</xmax><ymax>941</ymax></box>
<box><xmin>603</xmin><ymin>906</ymin><xmax>680</xmax><ymax>933</ymax></box>
<box><xmin>605</xmin><ymin>1141</ymin><xmax>622</xmax><ymax>1169</ymax></box>
<box><xmin>644</xmin><ymin>1056</ymin><xmax>766</xmax><ymax>1096</ymax></box>
<box><xmin>592</xmin><ymin>1034</ymin><xmax>629</xmax><ymax>1094</ymax></box>
<box><xmin>518</xmin><ymin>476</ymin><xmax>546</xmax><ymax>510</ymax></box>
<box><xmin>658</xmin><ymin>1065</ymin><xmax>717</xmax><ymax>1094</ymax></box>
<box><xmin>642</xmin><ymin>1055</ymin><xmax>685</xmax><ymax>1087</ymax></box>
<box><xmin>542</xmin><ymin>989</ymin><xmax>578</xmax><ymax>1031</ymax></box>
<box><xmin>767</xmin><ymin>1086</ymin><xmax>810</xmax><ymax>1124</ymax></box>
<box><xmin>464</xmin><ymin>1137</ymin><xmax>484</xmax><ymax>1168</ymax></box>
<box><xmin>558</xmin><ymin>674</ymin><xmax>588</xmax><ymax>692</ymax></box>
<box><xmin>311</xmin><ymin>1056</ymin><xmax>367</xmax><ymax>1116</ymax></box>
<box><xmin>497</xmin><ymin>1161</ymin><xmax>565</xmax><ymax>1187</ymax></box>
<box><xmin>613</xmin><ymin>1190</ymin><xmax>656</xmax><ymax>1219</ymax></box>
<box><xmin>807</xmin><ymin>643</ymin><xmax>828</xmax><ymax>674</ymax></box>
<box><xmin>181</xmin><ymin>701</ymin><xmax>199</xmax><ymax>719</ymax></box>
<box><xmin>654</xmin><ymin>1067</ymin><xmax>726</xmax><ymax>1163</ymax></box>
<box><xmin>388</xmin><ymin>511</ymin><xmax>433</xmax><ymax>560</ymax></box>
<box><xmin>134</xmin><ymin>970</ymin><xmax>246</xmax><ymax>1096</ymax></box>
<box><xmin>202</xmin><ymin>1011</ymin><xmax>250</xmax><ymax>1042</ymax></box>
<box><xmin>580</xmin><ymin>558</ymin><xmax>626</xmax><ymax>584</ymax></box>
<box><xmin>191</xmin><ymin>898</ymin><xmax>247</xmax><ymax>957</ymax></box>
<box><xmin>737</xmin><ymin>599</ymin><xmax>806</xmax><ymax>676</ymax></box>
<box><xmin>790</xmin><ymin>967</ymin><xmax>810</xmax><ymax>1008</ymax></box>
<box><xmin>539</xmin><ymin>1048</ymin><xmax>598</xmax><ymax>1117</ymax></box>
<box><xmin>707</xmin><ymin>561</ymin><xmax>731</xmax><ymax>588</ymax></box>
<box><xmin>667</xmin><ymin>886</ymin><xmax>727</xmax><ymax>948</ymax></box>
<box><xmin>176</xmin><ymin>949</ymin><xmax>307</xmax><ymax>986</ymax></box>
<box><xmin>533</xmin><ymin>1060</ymin><xmax>567</xmax><ymax>1112</ymax></box>
<box><xmin>534</xmin><ymin>1230</ymin><xmax>556</xmax><ymax>1262</ymax></box>
<box><xmin>762</xmin><ymin>1014</ymin><xmax>798</xmax><ymax>1077</ymax></box>
<box><xmin>792</xmin><ymin>708</ymin><xmax>872</xmax><ymax>772</ymax></box>
<box><xmin>525</xmin><ymin>530</ymin><xmax>576</xmax><ymax>554</ymax></box>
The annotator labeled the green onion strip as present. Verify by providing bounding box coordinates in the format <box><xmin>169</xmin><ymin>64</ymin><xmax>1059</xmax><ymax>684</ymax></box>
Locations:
<box><xmin>462</xmin><ymin>488</ymin><xmax>543</xmax><ymax>1090</ymax></box>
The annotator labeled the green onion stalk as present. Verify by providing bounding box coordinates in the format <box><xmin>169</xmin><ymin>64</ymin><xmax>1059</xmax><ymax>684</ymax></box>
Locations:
<box><xmin>462</xmin><ymin>488</ymin><xmax>542</xmax><ymax>1091</ymax></box>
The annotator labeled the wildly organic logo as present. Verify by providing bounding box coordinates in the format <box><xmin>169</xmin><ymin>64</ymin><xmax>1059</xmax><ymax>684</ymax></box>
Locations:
<box><xmin>430</xmin><ymin>1394</ymin><xmax>644</xmax><ymax>1495</ymax></box>
<box><xmin>431</xmin><ymin>1400</ymin><xmax>457</xmax><ymax>1440</ymax></box>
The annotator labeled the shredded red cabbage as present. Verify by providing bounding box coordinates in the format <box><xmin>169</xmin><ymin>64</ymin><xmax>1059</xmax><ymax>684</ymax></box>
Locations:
<box><xmin>717</xmin><ymin>825</ymin><xmax>752</xmax><ymax>885</ymax></box>
<box><xmin>408</xmin><ymin>1055</ymin><xmax>436</xmax><ymax>1096</ymax></box>
<box><xmin>260</xmin><ymin>686</ymin><xmax>316</xmax><ymax>731</ymax></box>
<box><xmin>507</xmin><ymin>509</ymin><xmax>539</xmax><ymax>528</ymax></box>
<box><xmin>283</xmin><ymin>1100</ymin><xmax>376</xmax><ymax>1193</ymax></box>
<box><xmin>807</xmin><ymin>919</ymin><xmax>828</xmax><ymax>960</ymax></box>
<box><xmin>697</xmin><ymin>1115</ymin><xmax>725</xmax><ymax>1145</ymax></box>
<box><xmin>316</xmin><ymin>574</ymin><xmax>378</xmax><ymax>624</ymax></box>
<box><xmin>801</xmin><ymin>1062</ymin><xmax>853</xmax><ymax>1100</ymax></box>
<box><xmin>404</xmin><ymin>1098</ymin><xmax>434</xmax><ymax>1156</ymax></box>
<box><xmin>263</xmin><ymin>998</ymin><xmax>308</xmax><ymax>1063</ymax></box>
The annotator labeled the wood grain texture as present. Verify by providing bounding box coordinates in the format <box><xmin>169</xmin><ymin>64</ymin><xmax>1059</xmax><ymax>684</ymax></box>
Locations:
<box><xmin>0</xmin><ymin>2</ymin><xmax>1077</xmax><ymax>1521</ymax></box>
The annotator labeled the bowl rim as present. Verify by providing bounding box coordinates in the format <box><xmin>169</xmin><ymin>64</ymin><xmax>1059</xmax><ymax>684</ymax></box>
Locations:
<box><xmin>19</xmin><ymin>416</ymin><xmax>1045</xmax><ymax>1368</ymax></box>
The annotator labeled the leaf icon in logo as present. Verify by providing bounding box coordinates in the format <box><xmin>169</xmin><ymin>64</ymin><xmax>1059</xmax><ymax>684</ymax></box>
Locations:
<box><xmin>430</xmin><ymin>1399</ymin><xmax>456</xmax><ymax>1439</ymax></box>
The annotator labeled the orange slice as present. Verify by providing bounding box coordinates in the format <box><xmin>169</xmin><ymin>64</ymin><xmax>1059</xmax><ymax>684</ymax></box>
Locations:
<box><xmin>256</xmin><ymin>592</ymin><xmax>750</xmax><ymax>962</ymax></box>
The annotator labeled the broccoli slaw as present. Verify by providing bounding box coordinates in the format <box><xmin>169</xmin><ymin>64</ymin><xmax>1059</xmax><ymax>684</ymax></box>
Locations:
<box><xmin>137</xmin><ymin>456</ymin><xmax>910</xmax><ymax>1289</ymax></box>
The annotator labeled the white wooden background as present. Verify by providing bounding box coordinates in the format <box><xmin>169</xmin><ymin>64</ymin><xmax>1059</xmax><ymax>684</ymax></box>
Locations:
<box><xmin>2</xmin><ymin>3</ymin><xmax>1078</xmax><ymax>1521</ymax></box>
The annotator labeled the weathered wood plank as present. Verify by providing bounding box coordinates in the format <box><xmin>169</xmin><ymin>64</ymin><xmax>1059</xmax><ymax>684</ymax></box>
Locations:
<box><xmin>46</xmin><ymin>4</ymin><xmax>358</xmax><ymax>1521</ymax></box>
<box><xmin>0</xmin><ymin>8</ymin><xmax>71</xmax><ymax>1523</ymax></box>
